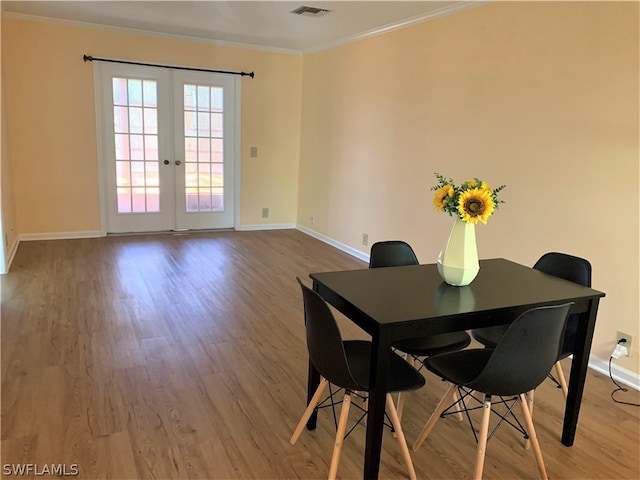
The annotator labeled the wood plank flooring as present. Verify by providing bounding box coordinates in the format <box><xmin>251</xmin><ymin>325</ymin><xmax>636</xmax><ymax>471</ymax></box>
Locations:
<box><xmin>1</xmin><ymin>229</ymin><xmax>638</xmax><ymax>479</ymax></box>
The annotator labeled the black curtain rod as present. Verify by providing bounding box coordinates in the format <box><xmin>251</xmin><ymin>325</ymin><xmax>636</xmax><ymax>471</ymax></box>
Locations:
<box><xmin>83</xmin><ymin>54</ymin><xmax>254</xmax><ymax>78</ymax></box>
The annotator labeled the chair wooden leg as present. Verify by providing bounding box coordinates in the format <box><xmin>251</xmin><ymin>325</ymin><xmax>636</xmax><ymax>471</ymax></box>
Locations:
<box><xmin>554</xmin><ymin>361</ymin><xmax>569</xmax><ymax>400</ymax></box>
<box><xmin>524</xmin><ymin>389</ymin><xmax>534</xmax><ymax>450</ymax></box>
<box><xmin>412</xmin><ymin>383</ymin><xmax>457</xmax><ymax>451</ymax></box>
<box><xmin>328</xmin><ymin>391</ymin><xmax>352</xmax><ymax>480</ymax></box>
<box><xmin>386</xmin><ymin>394</ymin><xmax>417</xmax><ymax>480</ymax></box>
<box><xmin>290</xmin><ymin>378</ymin><xmax>329</xmax><ymax>445</ymax></box>
<box><xmin>473</xmin><ymin>394</ymin><xmax>492</xmax><ymax>480</ymax></box>
<box><xmin>452</xmin><ymin>389</ymin><xmax>464</xmax><ymax>421</ymax></box>
<box><xmin>519</xmin><ymin>393</ymin><xmax>548</xmax><ymax>480</ymax></box>
<box><xmin>395</xmin><ymin>355</ymin><xmax>414</xmax><ymax>426</ymax></box>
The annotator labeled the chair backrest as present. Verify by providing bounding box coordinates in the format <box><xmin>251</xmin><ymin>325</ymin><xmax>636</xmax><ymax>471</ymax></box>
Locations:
<box><xmin>369</xmin><ymin>241</ymin><xmax>419</xmax><ymax>268</ymax></box>
<box><xmin>533</xmin><ymin>252</ymin><xmax>591</xmax><ymax>287</ymax></box>
<box><xmin>296</xmin><ymin>278</ymin><xmax>361</xmax><ymax>390</ymax></box>
<box><xmin>533</xmin><ymin>252</ymin><xmax>591</xmax><ymax>357</ymax></box>
<box><xmin>467</xmin><ymin>303</ymin><xmax>573</xmax><ymax>396</ymax></box>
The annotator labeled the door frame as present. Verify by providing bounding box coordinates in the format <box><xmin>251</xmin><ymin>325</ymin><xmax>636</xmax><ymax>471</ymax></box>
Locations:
<box><xmin>93</xmin><ymin>60</ymin><xmax>242</xmax><ymax>235</ymax></box>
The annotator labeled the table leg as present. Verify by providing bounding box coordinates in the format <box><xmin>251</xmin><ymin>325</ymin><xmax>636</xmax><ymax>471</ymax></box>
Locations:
<box><xmin>306</xmin><ymin>358</ymin><xmax>320</xmax><ymax>430</ymax></box>
<box><xmin>562</xmin><ymin>298</ymin><xmax>600</xmax><ymax>446</ymax></box>
<box><xmin>363</xmin><ymin>332</ymin><xmax>392</xmax><ymax>479</ymax></box>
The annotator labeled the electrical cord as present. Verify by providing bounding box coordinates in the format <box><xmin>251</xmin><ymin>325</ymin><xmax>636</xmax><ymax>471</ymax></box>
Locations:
<box><xmin>608</xmin><ymin>356</ymin><xmax>640</xmax><ymax>407</ymax></box>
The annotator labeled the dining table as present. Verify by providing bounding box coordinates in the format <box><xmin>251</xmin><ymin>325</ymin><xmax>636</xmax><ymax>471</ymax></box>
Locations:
<box><xmin>306</xmin><ymin>258</ymin><xmax>605</xmax><ymax>480</ymax></box>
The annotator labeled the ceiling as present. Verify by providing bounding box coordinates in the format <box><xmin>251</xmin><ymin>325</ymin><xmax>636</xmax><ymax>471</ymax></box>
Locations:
<box><xmin>1</xmin><ymin>1</ymin><xmax>483</xmax><ymax>53</ymax></box>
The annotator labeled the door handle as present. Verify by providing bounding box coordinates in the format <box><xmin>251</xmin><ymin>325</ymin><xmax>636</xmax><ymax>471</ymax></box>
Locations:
<box><xmin>175</xmin><ymin>160</ymin><xmax>182</xmax><ymax>166</ymax></box>
<box><xmin>163</xmin><ymin>160</ymin><xmax>170</xmax><ymax>165</ymax></box>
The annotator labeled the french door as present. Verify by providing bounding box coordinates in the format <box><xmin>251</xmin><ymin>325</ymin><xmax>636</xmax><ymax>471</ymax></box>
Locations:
<box><xmin>97</xmin><ymin>63</ymin><xmax>237</xmax><ymax>233</ymax></box>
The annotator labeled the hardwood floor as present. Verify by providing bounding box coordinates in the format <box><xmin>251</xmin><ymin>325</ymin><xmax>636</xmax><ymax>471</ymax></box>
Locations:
<box><xmin>1</xmin><ymin>229</ymin><xmax>638</xmax><ymax>479</ymax></box>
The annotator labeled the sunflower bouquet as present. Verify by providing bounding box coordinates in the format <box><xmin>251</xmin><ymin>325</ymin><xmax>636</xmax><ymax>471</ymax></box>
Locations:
<box><xmin>432</xmin><ymin>173</ymin><xmax>506</xmax><ymax>225</ymax></box>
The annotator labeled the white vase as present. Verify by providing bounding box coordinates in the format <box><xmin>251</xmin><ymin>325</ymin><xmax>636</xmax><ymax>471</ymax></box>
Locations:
<box><xmin>437</xmin><ymin>217</ymin><xmax>480</xmax><ymax>286</ymax></box>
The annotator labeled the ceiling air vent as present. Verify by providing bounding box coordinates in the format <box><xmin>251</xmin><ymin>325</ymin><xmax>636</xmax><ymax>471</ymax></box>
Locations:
<box><xmin>290</xmin><ymin>6</ymin><xmax>332</xmax><ymax>17</ymax></box>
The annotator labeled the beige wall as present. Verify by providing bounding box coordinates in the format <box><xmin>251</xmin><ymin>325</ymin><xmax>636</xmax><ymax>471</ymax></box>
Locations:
<box><xmin>297</xmin><ymin>2</ymin><xmax>639</xmax><ymax>372</ymax></box>
<box><xmin>1</xmin><ymin>17</ymin><xmax>302</xmax><ymax>233</ymax></box>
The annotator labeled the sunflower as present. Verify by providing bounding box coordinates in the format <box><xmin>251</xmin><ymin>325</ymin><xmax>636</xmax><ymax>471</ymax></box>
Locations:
<box><xmin>457</xmin><ymin>188</ymin><xmax>496</xmax><ymax>224</ymax></box>
<box><xmin>433</xmin><ymin>184</ymin><xmax>455</xmax><ymax>211</ymax></box>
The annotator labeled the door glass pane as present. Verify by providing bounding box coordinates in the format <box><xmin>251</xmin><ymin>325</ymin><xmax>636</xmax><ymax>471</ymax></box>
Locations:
<box><xmin>211</xmin><ymin>87</ymin><xmax>223</xmax><ymax>112</ymax></box>
<box><xmin>185</xmin><ymin>163</ymin><xmax>198</xmax><ymax>187</ymax></box>
<box><xmin>184</xmin><ymin>85</ymin><xmax>196</xmax><ymax>110</ymax></box>
<box><xmin>112</xmin><ymin>77</ymin><xmax>160</xmax><ymax>213</ymax></box>
<box><xmin>113</xmin><ymin>107</ymin><xmax>129</xmax><ymax>133</ymax></box>
<box><xmin>116</xmin><ymin>161</ymin><xmax>131</xmax><ymax>187</ymax></box>
<box><xmin>197</xmin><ymin>86</ymin><xmax>210</xmax><ymax>112</ymax></box>
<box><xmin>113</xmin><ymin>78</ymin><xmax>128</xmax><ymax>105</ymax></box>
<box><xmin>198</xmin><ymin>138</ymin><xmax>210</xmax><ymax>162</ymax></box>
<box><xmin>144</xmin><ymin>108</ymin><xmax>157</xmax><ymax>134</ymax></box>
<box><xmin>185</xmin><ymin>137</ymin><xmax>197</xmax><ymax>162</ymax></box>
<box><xmin>132</xmin><ymin>188</ymin><xmax>146</xmax><ymax>212</ymax></box>
<box><xmin>211</xmin><ymin>164</ymin><xmax>223</xmax><ymax>187</ymax></box>
<box><xmin>197</xmin><ymin>112</ymin><xmax>210</xmax><ymax>137</ymax></box>
<box><xmin>129</xmin><ymin>107</ymin><xmax>143</xmax><ymax>134</ymax></box>
<box><xmin>146</xmin><ymin>162</ymin><xmax>159</xmax><ymax>187</ymax></box>
<box><xmin>115</xmin><ymin>134</ymin><xmax>130</xmax><ymax>160</ymax></box>
<box><xmin>117</xmin><ymin>188</ymin><xmax>131</xmax><ymax>212</ymax></box>
<box><xmin>128</xmin><ymin>80</ymin><xmax>143</xmax><ymax>106</ymax></box>
<box><xmin>144</xmin><ymin>135</ymin><xmax>158</xmax><ymax>160</ymax></box>
<box><xmin>212</xmin><ymin>188</ymin><xmax>224</xmax><ymax>210</ymax></box>
<box><xmin>184</xmin><ymin>111</ymin><xmax>197</xmax><ymax>136</ymax></box>
<box><xmin>143</xmin><ymin>81</ymin><xmax>157</xmax><ymax>107</ymax></box>
<box><xmin>130</xmin><ymin>135</ymin><xmax>144</xmax><ymax>160</ymax></box>
<box><xmin>211</xmin><ymin>113</ymin><xmax>223</xmax><ymax>137</ymax></box>
<box><xmin>184</xmin><ymin>84</ymin><xmax>224</xmax><ymax>212</ymax></box>
<box><xmin>147</xmin><ymin>187</ymin><xmax>160</xmax><ymax>211</ymax></box>
<box><xmin>186</xmin><ymin>187</ymin><xmax>198</xmax><ymax>212</ymax></box>
<box><xmin>211</xmin><ymin>138</ymin><xmax>223</xmax><ymax>162</ymax></box>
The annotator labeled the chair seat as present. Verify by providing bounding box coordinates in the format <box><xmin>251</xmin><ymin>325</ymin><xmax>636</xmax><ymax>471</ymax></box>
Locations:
<box><xmin>343</xmin><ymin>340</ymin><xmax>426</xmax><ymax>393</ymax></box>
<box><xmin>393</xmin><ymin>331</ymin><xmax>471</xmax><ymax>357</ymax></box>
<box><xmin>425</xmin><ymin>349</ymin><xmax>493</xmax><ymax>388</ymax></box>
<box><xmin>471</xmin><ymin>325</ymin><xmax>506</xmax><ymax>349</ymax></box>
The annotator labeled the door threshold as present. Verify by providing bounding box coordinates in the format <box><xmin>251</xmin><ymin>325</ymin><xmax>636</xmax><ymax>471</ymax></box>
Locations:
<box><xmin>106</xmin><ymin>228</ymin><xmax>235</xmax><ymax>238</ymax></box>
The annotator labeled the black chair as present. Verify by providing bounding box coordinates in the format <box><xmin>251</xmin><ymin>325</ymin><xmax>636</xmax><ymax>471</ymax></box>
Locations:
<box><xmin>472</xmin><ymin>252</ymin><xmax>592</xmax><ymax>398</ymax></box>
<box><xmin>412</xmin><ymin>303</ymin><xmax>574</xmax><ymax>480</ymax></box>
<box><xmin>290</xmin><ymin>278</ymin><xmax>426</xmax><ymax>480</ymax></box>
<box><xmin>369</xmin><ymin>241</ymin><xmax>471</xmax><ymax>418</ymax></box>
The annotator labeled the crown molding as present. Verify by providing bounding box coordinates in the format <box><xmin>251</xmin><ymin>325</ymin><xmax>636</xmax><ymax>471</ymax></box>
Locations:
<box><xmin>303</xmin><ymin>1</ymin><xmax>490</xmax><ymax>54</ymax></box>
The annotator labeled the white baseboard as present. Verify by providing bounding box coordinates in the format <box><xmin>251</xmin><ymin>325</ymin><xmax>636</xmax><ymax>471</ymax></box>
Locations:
<box><xmin>2</xmin><ymin>236</ymin><xmax>20</xmax><ymax>274</ymax></box>
<box><xmin>588</xmin><ymin>355</ymin><xmax>640</xmax><ymax>391</ymax></box>
<box><xmin>236</xmin><ymin>223</ymin><xmax>296</xmax><ymax>231</ymax></box>
<box><xmin>295</xmin><ymin>224</ymin><xmax>369</xmax><ymax>263</ymax></box>
<box><xmin>20</xmin><ymin>230</ymin><xmax>103</xmax><ymax>241</ymax></box>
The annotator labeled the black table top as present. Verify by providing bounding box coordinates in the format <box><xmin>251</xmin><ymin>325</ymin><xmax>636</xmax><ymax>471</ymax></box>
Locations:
<box><xmin>310</xmin><ymin>258</ymin><xmax>605</xmax><ymax>331</ymax></box>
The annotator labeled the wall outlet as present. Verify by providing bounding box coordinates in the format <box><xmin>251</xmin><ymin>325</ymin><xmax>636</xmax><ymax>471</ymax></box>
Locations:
<box><xmin>310</xmin><ymin>214</ymin><xmax>314</xmax><ymax>223</ymax></box>
<box><xmin>261</xmin><ymin>207</ymin><xmax>269</xmax><ymax>218</ymax></box>
<box><xmin>616</xmin><ymin>331</ymin><xmax>633</xmax><ymax>349</ymax></box>
<box><xmin>362</xmin><ymin>233</ymin><xmax>368</xmax><ymax>246</ymax></box>
<box><xmin>250</xmin><ymin>146</ymin><xmax>258</xmax><ymax>158</ymax></box>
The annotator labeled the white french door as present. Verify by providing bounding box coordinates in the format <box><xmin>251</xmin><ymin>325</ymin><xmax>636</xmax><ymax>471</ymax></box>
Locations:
<box><xmin>96</xmin><ymin>63</ymin><xmax>237</xmax><ymax>233</ymax></box>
